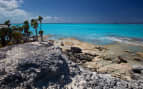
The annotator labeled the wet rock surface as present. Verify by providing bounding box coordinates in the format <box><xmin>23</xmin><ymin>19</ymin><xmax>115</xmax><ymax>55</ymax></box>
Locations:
<box><xmin>0</xmin><ymin>42</ymin><xmax>143</xmax><ymax>89</ymax></box>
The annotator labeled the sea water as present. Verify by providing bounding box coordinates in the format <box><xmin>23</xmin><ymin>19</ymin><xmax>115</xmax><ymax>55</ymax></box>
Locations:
<box><xmin>18</xmin><ymin>24</ymin><xmax>143</xmax><ymax>45</ymax></box>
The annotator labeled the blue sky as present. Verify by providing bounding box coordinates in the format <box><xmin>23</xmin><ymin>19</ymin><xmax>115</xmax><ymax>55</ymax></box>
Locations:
<box><xmin>0</xmin><ymin>0</ymin><xmax>143</xmax><ymax>23</ymax></box>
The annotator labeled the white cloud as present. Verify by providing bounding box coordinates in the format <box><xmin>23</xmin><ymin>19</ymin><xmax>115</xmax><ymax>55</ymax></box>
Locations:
<box><xmin>0</xmin><ymin>0</ymin><xmax>23</xmax><ymax>10</ymax></box>
<box><xmin>0</xmin><ymin>0</ymin><xmax>63</xmax><ymax>23</ymax></box>
<box><xmin>29</xmin><ymin>16</ymin><xmax>65</xmax><ymax>23</ymax></box>
<box><xmin>43</xmin><ymin>16</ymin><xmax>64</xmax><ymax>23</ymax></box>
<box><xmin>0</xmin><ymin>0</ymin><xmax>30</xmax><ymax>23</ymax></box>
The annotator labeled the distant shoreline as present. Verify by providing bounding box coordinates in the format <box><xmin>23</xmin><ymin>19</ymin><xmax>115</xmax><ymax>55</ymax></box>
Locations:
<box><xmin>43</xmin><ymin>34</ymin><xmax>143</xmax><ymax>48</ymax></box>
<box><xmin>10</xmin><ymin>23</ymin><xmax>143</xmax><ymax>25</ymax></box>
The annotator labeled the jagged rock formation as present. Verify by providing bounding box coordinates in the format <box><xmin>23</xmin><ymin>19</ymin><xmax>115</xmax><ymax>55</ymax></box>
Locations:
<box><xmin>0</xmin><ymin>42</ymin><xmax>142</xmax><ymax>89</ymax></box>
<box><xmin>64</xmin><ymin>47</ymin><xmax>96</xmax><ymax>64</ymax></box>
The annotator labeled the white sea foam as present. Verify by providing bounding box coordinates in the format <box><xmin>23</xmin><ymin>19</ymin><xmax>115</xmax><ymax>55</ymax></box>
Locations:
<box><xmin>105</xmin><ymin>36</ymin><xmax>143</xmax><ymax>46</ymax></box>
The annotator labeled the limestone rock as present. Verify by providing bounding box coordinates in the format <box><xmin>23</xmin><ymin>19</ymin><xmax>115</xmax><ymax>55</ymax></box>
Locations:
<box><xmin>65</xmin><ymin>47</ymin><xmax>96</xmax><ymax>63</ymax></box>
<box><xmin>132</xmin><ymin>65</ymin><xmax>143</xmax><ymax>74</ymax></box>
<box><xmin>134</xmin><ymin>57</ymin><xmax>143</xmax><ymax>61</ymax></box>
<box><xmin>0</xmin><ymin>52</ymin><xmax>6</xmax><ymax>60</ymax></box>
<box><xmin>0</xmin><ymin>45</ymin><xmax>72</xmax><ymax>89</ymax></box>
<box><xmin>103</xmin><ymin>55</ymin><xmax>115</xmax><ymax>61</ymax></box>
<box><xmin>97</xmin><ymin>63</ymin><xmax>132</xmax><ymax>81</ymax></box>
<box><xmin>136</xmin><ymin>52</ymin><xmax>143</xmax><ymax>58</ymax></box>
<box><xmin>0</xmin><ymin>42</ymin><xmax>142</xmax><ymax>89</ymax></box>
<box><xmin>118</xmin><ymin>56</ymin><xmax>128</xmax><ymax>64</ymax></box>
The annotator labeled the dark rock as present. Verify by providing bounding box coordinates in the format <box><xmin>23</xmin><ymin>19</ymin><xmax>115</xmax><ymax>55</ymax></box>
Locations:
<box><xmin>65</xmin><ymin>47</ymin><xmax>96</xmax><ymax>63</ymax></box>
<box><xmin>131</xmin><ymin>73</ymin><xmax>143</xmax><ymax>80</ymax></box>
<box><xmin>134</xmin><ymin>57</ymin><xmax>142</xmax><ymax>61</ymax></box>
<box><xmin>0</xmin><ymin>52</ymin><xmax>6</xmax><ymax>60</ymax></box>
<box><xmin>61</xmin><ymin>42</ymin><xmax>64</xmax><ymax>46</ymax></box>
<box><xmin>96</xmin><ymin>46</ymin><xmax>106</xmax><ymax>51</ymax></box>
<box><xmin>81</xmin><ymin>60</ymin><xmax>87</xmax><ymax>63</ymax></box>
<box><xmin>64</xmin><ymin>51</ymin><xmax>94</xmax><ymax>63</ymax></box>
<box><xmin>79</xmin><ymin>53</ymin><xmax>94</xmax><ymax>61</ymax></box>
<box><xmin>71</xmin><ymin>47</ymin><xmax>82</xmax><ymax>53</ymax></box>
<box><xmin>40</xmin><ymin>41</ymin><xmax>54</xmax><ymax>47</ymax></box>
<box><xmin>0</xmin><ymin>44</ymin><xmax>72</xmax><ymax>89</ymax></box>
<box><xmin>118</xmin><ymin>56</ymin><xmax>128</xmax><ymax>64</ymax></box>
<box><xmin>132</xmin><ymin>66</ymin><xmax>143</xmax><ymax>74</ymax></box>
<box><xmin>0</xmin><ymin>72</ymin><xmax>23</xmax><ymax>88</ymax></box>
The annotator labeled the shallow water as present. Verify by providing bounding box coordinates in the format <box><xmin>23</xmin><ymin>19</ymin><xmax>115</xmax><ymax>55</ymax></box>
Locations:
<box><xmin>15</xmin><ymin>24</ymin><xmax>143</xmax><ymax>45</ymax></box>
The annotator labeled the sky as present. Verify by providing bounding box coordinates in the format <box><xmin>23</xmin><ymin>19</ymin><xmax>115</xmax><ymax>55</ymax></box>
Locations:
<box><xmin>0</xmin><ymin>0</ymin><xmax>143</xmax><ymax>23</ymax></box>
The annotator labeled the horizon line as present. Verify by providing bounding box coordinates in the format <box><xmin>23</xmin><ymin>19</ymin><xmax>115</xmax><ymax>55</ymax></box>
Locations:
<box><xmin>10</xmin><ymin>22</ymin><xmax>143</xmax><ymax>24</ymax></box>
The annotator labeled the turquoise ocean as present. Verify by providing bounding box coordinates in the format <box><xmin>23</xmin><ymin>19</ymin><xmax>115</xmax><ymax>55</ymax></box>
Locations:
<box><xmin>19</xmin><ymin>24</ymin><xmax>143</xmax><ymax>45</ymax></box>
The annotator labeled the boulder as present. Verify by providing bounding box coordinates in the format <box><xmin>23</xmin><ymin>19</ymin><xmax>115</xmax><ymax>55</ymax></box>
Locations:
<box><xmin>65</xmin><ymin>49</ymin><xmax>95</xmax><ymax>63</ymax></box>
<box><xmin>96</xmin><ymin>46</ymin><xmax>105</xmax><ymax>51</ymax></box>
<box><xmin>134</xmin><ymin>57</ymin><xmax>143</xmax><ymax>61</ymax></box>
<box><xmin>131</xmin><ymin>65</ymin><xmax>143</xmax><ymax>80</ymax></box>
<box><xmin>118</xmin><ymin>56</ymin><xmax>128</xmax><ymax>64</ymax></box>
<box><xmin>0</xmin><ymin>52</ymin><xmax>6</xmax><ymax>60</ymax></box>
<box><xmin>132</xmin><ymin>66</ymin><xmax>143</xmax><ymax>74</ymax></box>
<box><xmin>0</xmin><ymin>45</ymin><xmax>72</xmax><ymax>89</ymax></box>
<box><xmin>71</xmin><ymin>47</ymin><xmax>82</xmax><ymax>53</ymax></box>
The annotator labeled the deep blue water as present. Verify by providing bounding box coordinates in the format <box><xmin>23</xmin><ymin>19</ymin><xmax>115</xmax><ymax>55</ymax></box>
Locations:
<box><xmin>16</xmin><ymin>24</ymin><xmax>143</xmax><ymax>45</ymax></box>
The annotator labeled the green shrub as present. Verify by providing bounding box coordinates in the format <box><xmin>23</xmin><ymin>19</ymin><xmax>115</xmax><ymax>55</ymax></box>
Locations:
<box><xmin>12</xmin><ymin>31</ymin><xmax>23</xmax><ymax>44</ymax></box>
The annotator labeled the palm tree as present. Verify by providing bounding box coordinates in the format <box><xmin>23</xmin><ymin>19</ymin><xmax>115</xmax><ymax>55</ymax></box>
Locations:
<box><xmin>12</xmin><ymin>31</ymin><xmax>23</xmax><ymax>44</ymax></box>
<box><xmin>4</xmin><ymin>20</ymin><xmax>11</xmax><ymax>27</ymax></box>
<box><xmin>38</xmin><ymin>16</ymin><xmax>44</xmax><ymax>41</ymax></box>
<box><xmin>23</xmin><ymin>20</ymin><xmax>29</xmax><ymax>33</ymax></box>
<box><xmin>11</xmin><ymin>26</ymin><xmax>17</xmax><ymax>31</ymax></box>
<box><xmin>39</xmin><ymin>30</ymin><xmax>43</xmax><ymax>41</ymax></box>
<box><xmin>23</xmin><ymin>20</ymin><xmax>30</xmax><ymax>41</ymax></box>
<box><xmin>38</xmin><ymin>16</ymin><xmax>43</xmax><ymax>30</ymax></box>
<box><xmin>17</xmin><ymin>26</ymin><xmax>23</xmax><ymax>32</ymax></box>
<box><xmin>0</xmin><ymin>28</ymin><xmax>9</xmax><ymax>46</ymax></box>
<box><xmin>31</xmin><ymin>19</ymin><xmax>38</xmax><ymax>41</ymax></box>
<box><xmin>4</xmin><ymin>20</ymin><xmax>12</xmax><ymax>41</ymax></box>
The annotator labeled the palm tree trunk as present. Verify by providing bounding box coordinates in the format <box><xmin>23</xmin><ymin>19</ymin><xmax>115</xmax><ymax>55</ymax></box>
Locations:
<box><xmin>1</xmin><ymin>37</ymin><xmax>6</xmax><ymax>46</ymax></box>
<box><xmin>40</xmin><ymin>34</ymin><xmax>42</xmax><ymax>41</ymax></box>
<box><xmin>36</xmin><ymin>29</ymin><xmax>38</xmax><ymax>41</ymax></box>
<box><xmin>40</xmin><ymin>22</ymin><xmax>42</xmax><ymax>30</ymax></box>
<box><xmin>40</xmin><ymin>22</ymin><xmax>43</xmax><ymax>41</ymax></box>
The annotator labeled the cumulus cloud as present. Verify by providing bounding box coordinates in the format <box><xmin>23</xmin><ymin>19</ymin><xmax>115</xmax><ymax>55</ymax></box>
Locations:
<box><xmin>0</xmin><ymin>0</ymin><xmax>63</xmax><ymax>23</ymax></box>
<box><xmin>0</xmin><ymin>0</ymin><xmax>23</xmax><ymax>10</ymax></box>
<box><xmin>0</xmin><ymin>0</ymin><xmax>31</xmax><ymax>23</ymax></box>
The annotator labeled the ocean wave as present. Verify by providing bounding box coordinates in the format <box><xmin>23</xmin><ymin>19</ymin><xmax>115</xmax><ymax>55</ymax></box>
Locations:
<box><xmin>106</xmin><ymin>36</ymin><xmax>143</xmax><ymax>46</ymax></box>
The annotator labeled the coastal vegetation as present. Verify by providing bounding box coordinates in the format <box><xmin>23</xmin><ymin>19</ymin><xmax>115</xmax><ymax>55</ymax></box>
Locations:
<box><xmin>38</xmin><ymin>16</ymin><xmax>44</xmax><ymax>41</ymax></box>
<box><xmin>31</xmin><ymin>19</ymin><xmax>38</xmax><ymax>41</ymax></box>
<box><xmin>0</xmin><ymin>18</ymin><xmax>143</xmax><ymax>89</ymax></box>
<box><xmin>0</xmin><ymin>16</ymin><xmax>44</xmax><ymax>47</ymax></box>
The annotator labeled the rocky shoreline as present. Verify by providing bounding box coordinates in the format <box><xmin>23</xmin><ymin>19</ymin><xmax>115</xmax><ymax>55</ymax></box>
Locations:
<box><xmin>54</xmin><ymin>38</ymin><xmax>143</xmax><ymax>81</ymax></box>
<box><xmin>0</xmin><ymin>39</ymin><xmax>143</xmax><ymax>89</ymax></box>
